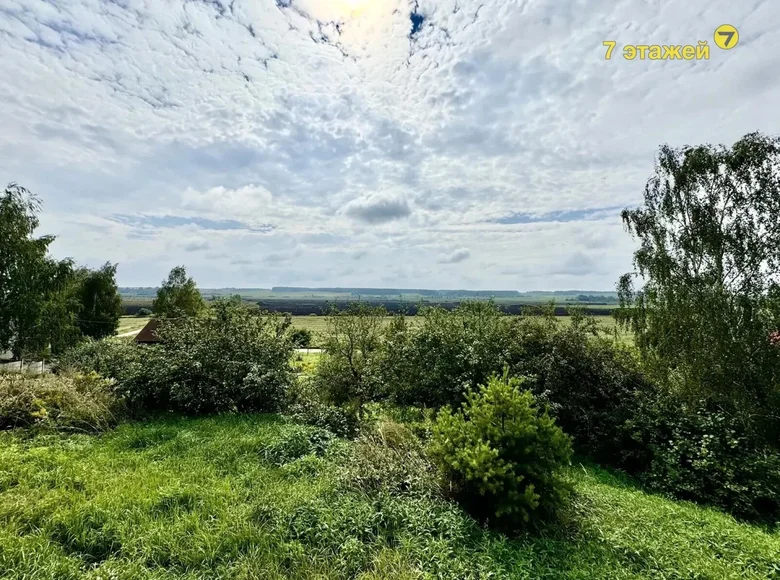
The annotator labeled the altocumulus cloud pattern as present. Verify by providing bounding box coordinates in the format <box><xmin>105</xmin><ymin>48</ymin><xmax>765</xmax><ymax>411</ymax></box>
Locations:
<box><xmin>0</xmin><ymin>0</ymin><xmax>778</xmax><ymax>288</ymax></box>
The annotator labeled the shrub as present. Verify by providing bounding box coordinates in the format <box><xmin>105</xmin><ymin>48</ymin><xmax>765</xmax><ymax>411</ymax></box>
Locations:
<box><xmin>58</xmin><ymin>300</ymin><xmax>296</xmax><ymax>415</ymax></box>
<box><xmin>313</xmin><ymin>303</ymin><xmax>386</xmax><ymax>414</ymax></box>
<box><xmin>152</xmin><ymin>300</ymin><xmax>295</xmax><ymax>413</ymax></box>
<box><xmin>136</xmin><ymin>308</ymin><xmax>152</xmax><ymax>317</ymax></box>
<box><xmin>382</xmin><ymin>301</ymin><xmax>522</xmax><ymax>408</ymax></box>
<box><xmin>627</xmin><ymin>394</ymin><xmax>780</xmax><ymax>521</ymax></box>
<box><xmin>525</xmin><ymin>321</ymin><xmax>654</xmax><ymax>471</ymax></box>
<box><xmin>290</xmin><ymin>328</ymin><xmax>313</xmax><ymax>349</ymax></box>
<box><xmin>286</xmin><ymin>378</ymin><xmax>360</xmax><ymax>439</ymax></box>
<box><xmin>429</xmin><ymin>372</ymin><xmax>572</xmax><ymax>532</ymax></box>
<box><xmin>0</xmin><ymin>371</ymin><xmax>122</xmax><ymax>432</ymax></box>
<box><xmin>54</xmin><ymin>337</ymin><xmax>164</xmax><ymax>413</ymax></box>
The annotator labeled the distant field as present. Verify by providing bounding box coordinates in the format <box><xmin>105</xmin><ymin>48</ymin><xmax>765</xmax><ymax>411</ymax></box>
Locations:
<box><xmin>120</xmin><ymin>288</ymin><xmax>619</xmax><ymax>316</ymax></box>
<box><xmin>117</xmin><ymin>316</ymin><xmax>151</xmax><ymax>335</ymax></box>
<box><xmin>115</xmin><ymin>314</ymin><xmax>631</xmax><ymax>345</ymax></box>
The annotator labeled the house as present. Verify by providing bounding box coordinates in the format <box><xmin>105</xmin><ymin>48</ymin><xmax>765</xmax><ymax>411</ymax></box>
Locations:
<box><xmin>134</xmin><ymin>319</ymin><xmax>162</xmax><ymax>344</ymax></box>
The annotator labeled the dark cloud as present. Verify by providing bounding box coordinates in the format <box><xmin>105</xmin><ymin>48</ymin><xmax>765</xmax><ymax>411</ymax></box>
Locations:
<box><xmin>438</xmin><ymin>248</ymin><xmax>470</xmax><ymax>264</ymax></box>
<box><xmin>184</xmin><ymin>240</ymin><xmax>210</xmax><ymax>252</ymax></box>
<box><xmin>343</xmin><ymin>195</ymin><xmax>411</xmax><ymax>224</ymax></box>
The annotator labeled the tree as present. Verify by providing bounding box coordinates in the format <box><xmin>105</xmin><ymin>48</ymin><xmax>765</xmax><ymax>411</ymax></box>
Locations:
<box><xmin>617</xmin><ymin>132</ymin><xmax>780</xmax><ymax>424</ymax></box>
<box><xmin>0</xmin><ymin>183</ymin><xmax>80</xmax><ymax>359</ymax></box>
<box><xmin>429</xmin><ymin>372</ymin><xmax>572</xmax><ymax>532</ymax></box>
<box><xmin>314</xmin><ymin>303</ymin><xmax>386</xmax><ymax>415</ymax></box>
<box><xmin>290</xmin><ymin>327</ymin><xmax>313</xmax><ymax>348</ymax></box>
<box><xmin>75</xmin><ymin>262</ymin><xmax>123</xmax><ymax>339</ymax></box>
<box><xmin>152</xmin><ymin>266</ymin><xmax>205</xmax><ymax>318</ymax></box>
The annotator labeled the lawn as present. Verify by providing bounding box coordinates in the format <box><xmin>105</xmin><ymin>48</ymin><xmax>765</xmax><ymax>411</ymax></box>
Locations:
<box><xmin>1</xmin><ymin>415</ymin><xmax>777</xmax><ymax>579</ymax></box>
<box><xmin>291</xmin><ymin>351</ymin><xmax>322</xmax><ymax>375</ymax></box>
<box><xmin>116</xmin><ymin>316</ymin><xmax>151</xmax><ymax>336</ymax></box>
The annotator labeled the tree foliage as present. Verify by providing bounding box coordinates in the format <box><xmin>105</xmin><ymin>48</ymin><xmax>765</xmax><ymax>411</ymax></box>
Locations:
<box><xmin>429</xmin><ymin>372</ymin><xmax>572</xmax><ymax>532</ymax></box>
<box><xmin>382</xmin><ymin>301</ymin><xmax>522</xmax><ymax>408</ymax></box>
<box><xmin>314</xmin><ymin>303</ymin><xmax>386</xmax><ymax>414</ymax></box>
<box><xmin>152</xmin><ymin>266</ymin><xmax>205</xmax><ymax>318</ymax></box>
<box><xmin>59</xmin><ymin>300</ymin><xmax>296</xmax><ymax>415</ymax></box>
<box><xmin>617</xmin><ymin>132</ymin><xmax>780</xmax><ymax>425</ymax></box>
<box><xmin>75</xmin><ymin>262</ymin><xmax>123</xmax><ymax>339</ymax></box>
<box><xmin>0</xmin><ymin>183</ymin><xmax>80</xmax><ymax>358</ymax></box>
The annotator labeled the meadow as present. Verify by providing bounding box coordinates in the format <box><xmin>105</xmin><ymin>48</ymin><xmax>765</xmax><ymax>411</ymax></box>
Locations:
<box><xmin>117</xmin><ymin>316</ymin><xmax>153</xmax><ymax>335</ymax></box>
<box><xmin>1</xmin><ymin>414</ymin><xmax>778</xmax><ymax>580</ymax></box>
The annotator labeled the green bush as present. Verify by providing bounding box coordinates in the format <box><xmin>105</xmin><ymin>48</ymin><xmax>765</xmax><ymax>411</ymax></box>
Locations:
<box><xmin>286</xmin><ymin>378</ymin><xmax>360</xmax><ymax>439</ymax></box>
<box><xmin>523</xmin><ymin>320</ymin><xmax>654</xmax><ymax>472</ymax></box>
<box><xmin>313</xmin><ymin>303</ymin><xmax>386</xmax><ymax>413</ymax></box>
<box><xmin>58</xmin><ymin>300</ymin><xmax>295</xmax><ymax>415</ymax></box>
<box><xmin>136</xmin><ymin>307</ymin><xmax>152</xmax><ymax>317</ymax></box>
<box><xmin>157</xmin><ymin>301</ymin><xmax>295</xmax><ymax>414</ymax></box>
<box><xmin>54</xmin><ymin>337</ymin><xmax>166</xmax><ymax>413</ymax></box>
<box><xmin>627</xmin><ymin>394</ymin><xmax>780</xmax><ymax>521</ymax></box>
<box><xmin>382</xmin><ymin>301</ymin><xmax>522</xmax><ymax>408</ymax></box>
<box><xmin>429</xmin><ymin>372</ymin><xmax>572</xmax><ymax>532</ymax></box>
<box><xmin>0</xmin><ymin>371</ymin><xmax>122</xmax><ymax>432</ymax></box>
<box><xmin>290</xmin><ymin>328</ymin><xmax>313</xmax><ymax>349</ymax></box>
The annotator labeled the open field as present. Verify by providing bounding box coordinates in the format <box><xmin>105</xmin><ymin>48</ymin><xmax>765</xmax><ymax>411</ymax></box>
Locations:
<box><xmin>114</xmin><ymin>315</ymin><xmax>631</xmax><ymax>346</ymax></box>
<box><xmin>119</xmin><ymin>289</ymin><xmax>620</xmax><ymax>317</ymax></box>
<box><xmin>0</xmin><ymin>414</ymin><xmax>777</xmax><ymax>580</ymax></box>
<box><xmin>117</xmin><ymin>316</ymin><xmax>151</xmax><ymax>335</ymax></box>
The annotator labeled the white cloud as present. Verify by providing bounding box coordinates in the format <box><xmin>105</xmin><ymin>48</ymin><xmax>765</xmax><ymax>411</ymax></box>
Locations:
<box><xmin>2</xmin><ymin>0</ymin><xmax>779</xmax><ymax>289</ymax></box>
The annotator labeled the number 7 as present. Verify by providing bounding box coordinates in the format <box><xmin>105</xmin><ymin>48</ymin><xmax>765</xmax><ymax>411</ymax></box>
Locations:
<box><xmin>603</xmin><ymin>40</ymin><xmax>616</xmax><ymax>60</ymax></box>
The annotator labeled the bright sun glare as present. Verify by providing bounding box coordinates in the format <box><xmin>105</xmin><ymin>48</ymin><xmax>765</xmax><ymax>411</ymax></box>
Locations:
<box><xmin>339</xmin><ymin>0</ymin><xmax>371</xmax><ymax>15</ymax></box>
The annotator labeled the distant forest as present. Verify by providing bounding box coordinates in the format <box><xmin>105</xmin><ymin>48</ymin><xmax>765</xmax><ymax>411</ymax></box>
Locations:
<box><xmin>119</xmin><ymin>286</ymin><xmax>619</xmax><ymax>316</ymax></box>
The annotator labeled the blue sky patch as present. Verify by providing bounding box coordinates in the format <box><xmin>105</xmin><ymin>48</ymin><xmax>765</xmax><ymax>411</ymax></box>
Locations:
<box><xmin>492</xmin><ymin>206</ymin><xmax>624</xmax><ymax>225</ymax></box>
<box><xmin>113</xmin><ymin>214</ymin><xmax>273</xmax><ymax>232</ymax></box>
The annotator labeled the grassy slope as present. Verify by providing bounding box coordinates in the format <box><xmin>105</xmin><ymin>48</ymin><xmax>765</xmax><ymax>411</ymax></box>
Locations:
<box><xmin>1</xmin><ymin>415</ymin><xmax>777</xmax><ymax>579</ymax></box>
<box><xmin>117</xmin><ymin>316</ymin><xmax>151</xmax><ymax>335</ymax></box>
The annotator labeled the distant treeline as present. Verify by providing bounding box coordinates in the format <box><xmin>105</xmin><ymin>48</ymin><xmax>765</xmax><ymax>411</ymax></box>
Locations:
<box><xmin>120</xmin><ymin>287</ymin><xmax>619</xmax><ymax>302</ymax></box>
<box><xmin>121</xmin><ymin>296</ymin><xmax>616</xmax><ymax>317</ymax></box>
<box><xmin>271</xmin><ymin>287</ymin><xmax>523</xmax><ymax>298</ymax></box>
<box><xmin>255</xmin><ymin>299</ymin><xmax>615</xmax><ymax>317</ymax></box>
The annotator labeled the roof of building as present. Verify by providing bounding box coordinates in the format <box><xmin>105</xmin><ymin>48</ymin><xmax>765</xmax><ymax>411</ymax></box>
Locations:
<box><xmin>134</xmin><ymin>318</ymin><xmax>162</xmax><ymax>344</ymax></box>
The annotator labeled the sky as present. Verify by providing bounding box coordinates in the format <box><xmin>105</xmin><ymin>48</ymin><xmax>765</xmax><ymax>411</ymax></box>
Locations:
<box><xmin>1</xmin><ymin>0</ymin><xmax>778</xmax><ymax>290</ymax></box>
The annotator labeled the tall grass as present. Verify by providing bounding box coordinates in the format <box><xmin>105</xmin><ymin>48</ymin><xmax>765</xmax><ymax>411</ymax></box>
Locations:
<box><xmin>0</xmin><ymin>371</ymin><xmax>121</xmax><ymax>432</ymax></box>
<box><xmin>0</xmin><ymin>414</ymin><xmax>777</xmax><ymax>579</ymax></box>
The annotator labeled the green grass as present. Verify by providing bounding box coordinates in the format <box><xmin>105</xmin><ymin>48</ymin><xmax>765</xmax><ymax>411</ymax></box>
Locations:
<box><xmin>291</xmin><ymin>352</ymin><xmax>322</xmax><ymax>375</ymax></box>
<box><xmin>116</xmin><ymin>316</ymin><xmax>151</xmax><ymax>335</ymax></box>
<box><xmin>1</xmin><ymin>415</ymin><xmax>777</xmax><ymax>579</ymax></box>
